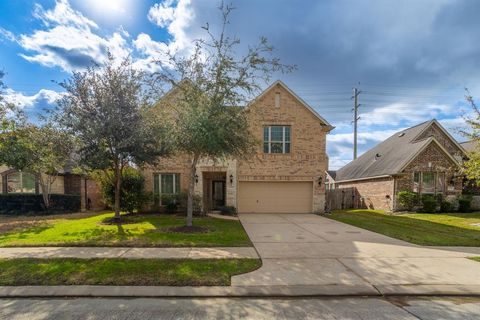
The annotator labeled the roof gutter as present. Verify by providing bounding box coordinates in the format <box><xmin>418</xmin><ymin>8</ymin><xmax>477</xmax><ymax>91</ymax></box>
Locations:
<box><xmin>335</xmin><ymin>174</ymin><xmax>393</xmax><ymax>184</ymax></box>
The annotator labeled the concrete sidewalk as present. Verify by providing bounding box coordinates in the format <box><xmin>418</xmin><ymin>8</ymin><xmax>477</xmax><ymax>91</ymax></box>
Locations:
<box><xmin>0</xmin><ymin>247</ymin><xmax>258</xmax><ymax>259</ymax></box>
<box><xmin>3</xmin><ymin>213</ymin><xmax>480</xmax><ymax>298</ymax></box>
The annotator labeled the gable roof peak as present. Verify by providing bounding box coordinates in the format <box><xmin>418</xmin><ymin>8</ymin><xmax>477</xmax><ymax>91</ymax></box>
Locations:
<box><xmin>335</xmin><ymin>119</ymin><xmax>463</xmax><ymax>182</ymax></box>
<box><xmin>252</xmin><ymin>80</ymin><xmax>334</xmax><ymax>131</ymax></box>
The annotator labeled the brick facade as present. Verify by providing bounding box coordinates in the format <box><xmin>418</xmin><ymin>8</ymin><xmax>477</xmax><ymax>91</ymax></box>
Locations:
<box><xmin>337</xmin><ymin>129</ymin><xmax>463</xmax><ymax>212</ymax></box>
<box><xmin>238</xmin><ymin>83</ymin><xmax>329</xmax><ymax>212</ymax></box>
<box><xmin>142</xmin><ymin>81</ymin><xmax>331</xmax><ymax>213</ymax></box>
<box><xmin>394</xmin><ymin>142</ymin><xmax>461</xmax><ymax>200</ymax></box>
<box><xmin>414</xmin><ymin>122</ymin><xmax>462</xmax><ymax>156</ymax></box>
<box><xmin>337</xmin><ymin>177</ymin><xmax>394</xmax><ymax>211</ymax></box>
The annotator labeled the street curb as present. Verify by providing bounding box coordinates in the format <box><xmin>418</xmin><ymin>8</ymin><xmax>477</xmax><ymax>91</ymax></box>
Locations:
<box><xmin>0</xmin><ymin>284</ymin><xmax>380</xmax><ymax>298</ymax></box>
<box><xmin>3</xmin><ymin>284</ymin><xmax>480</xmax><ymax>298</ymax></box>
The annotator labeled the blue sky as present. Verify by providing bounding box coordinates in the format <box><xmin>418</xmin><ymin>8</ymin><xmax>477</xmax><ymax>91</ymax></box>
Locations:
<box><xmin>0</xmin><ymin>0</ymin><xmax>478</xmax><ymax>169</ymax></box>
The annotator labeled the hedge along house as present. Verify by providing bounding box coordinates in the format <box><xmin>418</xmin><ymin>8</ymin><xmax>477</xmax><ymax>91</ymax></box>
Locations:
<box><xmin>334</xmin><ymin>120</ymin><xmax>466</xmax><ymax>211</ymax></box>
<box><xmin>0</xmin><ymin>164</ymin><xmax>103</xmax><ymax>212</ymax></box>
<box><xmin>142</xmin><ymin>80</ymin><xmax>334</xmax><ymax>214</ymax></box>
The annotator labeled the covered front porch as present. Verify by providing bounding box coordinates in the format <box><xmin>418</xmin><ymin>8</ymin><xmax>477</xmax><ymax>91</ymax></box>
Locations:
<box><xmin>201</xmin><ymin>171</ymin><xmax>227</xmax><ymax>212</ymax></box>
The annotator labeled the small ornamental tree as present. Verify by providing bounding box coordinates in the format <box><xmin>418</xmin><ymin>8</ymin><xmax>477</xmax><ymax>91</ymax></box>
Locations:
<box><xmin>57</xmin><ymin>54</ymin><xmax>169</xmax><ymax>221</ymax></box>
<box><xmin>92</xmin><ymin>167</ymin><xmax>149</xmax><ymax>214</ymax></box>
<box><xmin>149</xmin><ymin>3</ymin><xmax>294</xmax><ymax>227</ymax></box>
<box><xmin>462</xmin><ymin>90</ymin><xmax>480</xmax><ymax>184</ymax></box>
<box><xmin>0</xmin><ymin>124</ymin><xmax>75</xmax><ymax>210</ymax></box>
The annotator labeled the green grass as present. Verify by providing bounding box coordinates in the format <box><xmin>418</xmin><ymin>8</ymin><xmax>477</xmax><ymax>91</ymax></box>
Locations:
<box><xmin>0</xmin><ymin>213</ymin><xmax>252</xmax><ymax>247</ymax></box>
<box><xmin>328</xmin><ymin>209</ymin><xmax>480</xmax><ymax>246</ymax></box>
<box><xmin>471</xmin><ymin>257</ymin><xmax>480</xmax><ymax>263</ymax></box>
<box><xmin>0</xmin><ymin>258</ymin><xmax>261</xmax><ymax>286</ymax></box>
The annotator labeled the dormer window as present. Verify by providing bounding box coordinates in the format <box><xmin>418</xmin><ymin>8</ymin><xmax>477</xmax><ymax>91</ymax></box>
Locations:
<box><xmin>263</xmin><ymin>125</ymin><xmax>291</xmax><ymax>153</ymax></box>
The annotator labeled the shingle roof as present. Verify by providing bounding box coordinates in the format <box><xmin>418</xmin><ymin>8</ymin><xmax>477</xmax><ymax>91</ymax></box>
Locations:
<box><xmin>326</xmin><ymin>170</ymin><xmax>336</xmax><ymax>180</ymax></box>
<box><xmin>460</xmin><ymin>140</ymin><xmax>477</xmax><ymax>153</ymax></box>
<box><xmin>335</xmin><ymin>120</ymin><xmax>437</xmax><ymax>182</ymax></box>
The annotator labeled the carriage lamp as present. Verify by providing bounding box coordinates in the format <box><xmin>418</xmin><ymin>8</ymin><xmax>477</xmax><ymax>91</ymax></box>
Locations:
<box><xmin>195</xmin><ymin>174</ymin><xmax>198</xmax><ymax>184</ymax></box>
<box><xmin>318</xmin><ymin>176</ymin><xmax>323</xmax><ymax>186</ymax></box>
<box><xmin>229</xmin><ymin>174</ymin><xmax>234</xmax><ymax>185</ymax></box>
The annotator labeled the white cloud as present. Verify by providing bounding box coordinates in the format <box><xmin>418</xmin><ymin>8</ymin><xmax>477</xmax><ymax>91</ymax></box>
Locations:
<box><xmin>4</xmin><ymin>88</ymin><xmax>64</xmax><ymax>109</ymax></box>
<box><xmin>0</xmin><ymin>27</ymin><xmax>16</xmax><ymax>42</ymax></box>
<box><xmin>328</xmin><ymin>129</ymin><xmax>402</xmax><ymax>145</ymax></box>
<box><xmin>147</xmin><ymin>0</ymin><xmax>195</xmax><ymax>52</ymax></box>
<box><xmin>18</xmin><ymin>0</ymin><xmax>131</xmax><ymax>72</ymax></box>
<box><xmin>148</xmin><ymin>0</ymin><xmax>176</xmax><ymax>28</ymax></box>
<box><xmin>358</xmin><ymin>102</ymin><xmax>455</xmax><ymax>126</ymax></box>
<box><xmin>33</xmin><ymin>0</ymin><xmax>98</xmax><ymax>29</ymax></box>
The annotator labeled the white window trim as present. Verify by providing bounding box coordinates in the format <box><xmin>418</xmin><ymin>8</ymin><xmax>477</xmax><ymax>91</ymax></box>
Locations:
<box><xmin>264</xmin><ymin>125</ymin><xmax>291</xmax><ymax>154</ymax></box>
<box><xmin>413</xmin><ymin>171</ymin><xmax>445</xmax><ymax>195</ymax></box>
<box><xmin>156</xmin><ymin>173</ymin><xmax>180</xmax><ymax>196</ymax></box>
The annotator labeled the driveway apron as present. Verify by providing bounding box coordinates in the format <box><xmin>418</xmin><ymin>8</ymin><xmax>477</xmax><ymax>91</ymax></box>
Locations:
<box><xmin>232</xmin><ymin>213</ymin><xmax>480</xmax><ymax>295</ymax></box>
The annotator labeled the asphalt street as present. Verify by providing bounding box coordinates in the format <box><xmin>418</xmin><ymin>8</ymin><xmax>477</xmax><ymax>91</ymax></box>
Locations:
<box><xmin>1</xmin><ymin>297</ymin><xmax>480</xmax><ymax>319</ymax></box>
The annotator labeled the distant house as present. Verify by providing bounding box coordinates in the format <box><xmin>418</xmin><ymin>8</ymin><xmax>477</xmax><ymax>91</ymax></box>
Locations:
<box><xmin>325</xmin><ymin>170</ymin><xmax>337</xmax><ymax>190</ymax></box>
<box><xmin>460</xmin><ymin>140</ymin><xmax>477</xmax><ymax>153</ymax></box>
<box><xmin>0</xmin><ymin>165</ymin><xmax>103</xmax><ymax>211</ymax></box>
<box><xmin>334</xmin><ymin>119</ymin><xmax>466</xmax><ymax>211</ymax></box>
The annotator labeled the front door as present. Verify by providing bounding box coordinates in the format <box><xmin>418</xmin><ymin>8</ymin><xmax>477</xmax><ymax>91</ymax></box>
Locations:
<box><xmin>212</xmin><ymin>180</ymin><xmax>226</xmax><ymax>209</ymax></box>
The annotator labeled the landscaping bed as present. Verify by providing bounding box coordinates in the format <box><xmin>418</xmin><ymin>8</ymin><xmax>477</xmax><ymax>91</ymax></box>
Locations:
<box><xmin>328</xmin><ymin>209</ymin><xmax>480</xmax><ymax>246</ymax></box>
<box><xmin>0</xmin><ymin>258</ymin><xmax>261</xmax><ymax>286</ymax></box>
<box><xmin>0</xmin><ymin>212</ymin><xmax>252</xmax><ymax>247</ymax></box>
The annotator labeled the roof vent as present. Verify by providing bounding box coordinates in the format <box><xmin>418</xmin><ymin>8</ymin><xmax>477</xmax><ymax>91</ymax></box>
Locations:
<box><xmin>398</xmin><ymin>132</ymin><xmax>405</xmax><ymax>137</ymax></box>
<box><xmin>375</xmin><ymin>153</ymin><xmax>382</xmax><ymax>160</ymax></box>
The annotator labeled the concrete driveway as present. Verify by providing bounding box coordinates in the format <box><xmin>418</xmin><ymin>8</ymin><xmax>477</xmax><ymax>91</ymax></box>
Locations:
<box><xmin>232</xmin><ymin>213</ymin><xmax>480</xmax><ymax>295</ymax></box>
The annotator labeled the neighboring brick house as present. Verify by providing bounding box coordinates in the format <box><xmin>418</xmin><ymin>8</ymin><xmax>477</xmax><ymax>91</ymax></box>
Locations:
<box><xmin>334</xmin><ymin>120</ymin><xmax>466</xmax><ymax>211</ymax></box>
<box><xmin>142</xmin><ymin>80</ymin><xmax>333</xmax><ymax>213</ymax></box>
<box><xmin>0</xmin><ymin>165</ymin><xmax>103</xmax><ymax>211</ymax></box>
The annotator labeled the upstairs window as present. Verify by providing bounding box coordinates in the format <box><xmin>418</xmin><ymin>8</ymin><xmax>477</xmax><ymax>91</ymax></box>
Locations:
<box><xmin>7</xmin><ymin>172</ymin><xmax>36</xmax><ymax>194</ymax></box>
<box><xmin>263</xmin><ymin>125</ymin><xmax>291</xmax><ymax>154</ymax></box>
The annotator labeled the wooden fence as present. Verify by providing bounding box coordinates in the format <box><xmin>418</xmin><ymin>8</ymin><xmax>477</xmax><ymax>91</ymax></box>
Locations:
<box><xmin>325</xmin><ymin>187</ymin><xmax>360</xmax><ymax>211</ymax></box>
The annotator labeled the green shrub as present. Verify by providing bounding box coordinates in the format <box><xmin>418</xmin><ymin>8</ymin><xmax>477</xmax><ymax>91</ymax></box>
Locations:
<box><xmin>0</xmin><ymin>194</ymin><xmax>80</xmax><ymax>215</ymax></box>
<box><xmin>161</xmin><ymin>194</ymin><xmax>179</xmax><ymax>213</ymax></box>
<box><xmin>177</xmin><ymin>191</ymin><xmax>202</xmax><ymax>215</ymax></box>
<box><xmin>397</xmin><ymin>190</ymin><xmax>418</xmax><ymax>211</ymax></box>
<box><xmin>440</xmin><ymin>200</ymin><xmax>454</xmax><ymax>213</ymax></box>
<box><xmin>458</xmin><ymin>194</ymin><xmax>473</xmax><ymax>213</ymax></box>
<box><xmin>218</xmin><ymin>205</ymin><xmax>237</xmax><ymax>216</ymax></box>
<box><xmin>420</xmin><ymin>194</ymin><xmax>437</xmax><ymax>213</ymax></box>
<box><xmin>94</xmin><ymin>168</ymin><xmax>150</xmax><ymax>214</ymax></box>
<box><xmin>159</xmin><ymin>191</ymin><xmax>202</xmax><ymax>215</ymax></box>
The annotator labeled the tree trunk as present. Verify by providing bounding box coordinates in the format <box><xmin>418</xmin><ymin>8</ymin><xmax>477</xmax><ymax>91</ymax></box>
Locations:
<box><xmin>187</xmin><ymin>155</ymin><xmax>199</xmax><ymax>227</ymax></box>
<box><xmin>114</xmin><ymin>164</ymin><xmax>122</xmax><ymax>220</ymax></box>
<box><xmin>37</xmin><ymin>174</ymin><xmax>50</xmax><ymax>211</ymax></box>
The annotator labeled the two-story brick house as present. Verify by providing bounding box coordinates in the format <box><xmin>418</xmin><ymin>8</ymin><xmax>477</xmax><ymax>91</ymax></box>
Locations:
<box><xmin>142</xmin><ymin>80</ymin><xmax>333</xmax><ymax>214</ymax></box>
<box><xmin>334</xmin><ymin>120</ymin><xmax>466</xmax><ymax>211</ymax></box>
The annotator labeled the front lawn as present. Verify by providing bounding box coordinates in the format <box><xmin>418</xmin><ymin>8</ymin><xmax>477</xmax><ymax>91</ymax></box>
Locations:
<box><xmin>328</xmin><ymin>210</ymin><xmax>480</xmax><ymax>246</ymax></box>
<box><xmin>0</xmin><ymin>213</ymin><xmax>252</xmax><ymax>247</ymax></box>
<box><xmin>0</xmin><ymin>258</ymin><xmax>261</xmax><ymax>286</ymax></box>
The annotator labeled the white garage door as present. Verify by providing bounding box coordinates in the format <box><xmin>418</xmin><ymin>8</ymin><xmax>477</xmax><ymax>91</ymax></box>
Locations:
<box><xmin>238</xmin><ymin>181</ymin><xmax>313</xmax><ymax>213</ymax></box>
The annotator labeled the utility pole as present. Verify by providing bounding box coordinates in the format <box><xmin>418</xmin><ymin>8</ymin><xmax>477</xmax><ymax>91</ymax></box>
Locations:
<box><xmin>352</xmin><ymin>87</ymin><xmax>361</xmax><ymax>159</ymax></box>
